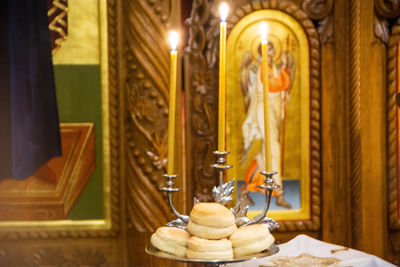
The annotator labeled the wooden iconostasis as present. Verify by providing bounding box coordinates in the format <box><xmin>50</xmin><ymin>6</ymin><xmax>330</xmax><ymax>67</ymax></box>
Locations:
<box><xmin>0</xmin><ymin>0</ymin><xmax>399</xmax><ymax>266</ymax></box>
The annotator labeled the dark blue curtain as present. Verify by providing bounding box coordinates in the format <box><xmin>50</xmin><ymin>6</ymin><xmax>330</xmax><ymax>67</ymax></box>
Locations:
<box><xmin>0</xmin><ymin>0</ymin><xmax>61</xmax><ymax>179</ymax></box>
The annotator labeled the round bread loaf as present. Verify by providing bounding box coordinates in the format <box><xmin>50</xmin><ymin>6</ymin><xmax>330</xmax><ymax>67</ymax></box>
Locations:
<box><xmin>155</xmin><ymin>226</ymin><xmax>189</xmax><ymax>246</ymax></box>
<box><xmin>150</xmin><ymin>226</ymin><xmax>189</xmax><ymax>257</ymax></box>
<box><xmin>233</xmin><ymin>234</ymin><xmax>274</xmax><ymax>257</ymax></box>
<box><xmin>187</xmin><ymin>236</ymin><xmax>232</xmax><ymax>252</ymax></box>
<box><xmin>186</xmin><ymin>249</ymin><xmax>233</xmax><ymax>259</ymax></box>
<box><xmin>151</xmin><ymin>234</ymin><xmax>187</xmax><ymax>257</ymax></box>
<box><xmin>188</xmin><ymin>219</ymin><xmax>237</xmax><ymax>239</ymax></box>
<box><xmin>230</xmin><ymin>224</ymin><xmax>270</xmax><ymax>247</ymax></box>
<box><xmin>229</xmin><ymin>224</ymin><xmax>275</xmax><ymax>257</ymax></box>
<box><xmin>190</xmin><ymin>202</ymin><xmax>235</xmax><ymax>227</ymax></box>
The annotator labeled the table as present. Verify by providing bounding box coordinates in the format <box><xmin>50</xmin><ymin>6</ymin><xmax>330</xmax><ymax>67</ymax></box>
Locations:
<box><xmin>228</xmin><ymin>235</ymin><xmax>396</xmax><ymax>267</ymax></box>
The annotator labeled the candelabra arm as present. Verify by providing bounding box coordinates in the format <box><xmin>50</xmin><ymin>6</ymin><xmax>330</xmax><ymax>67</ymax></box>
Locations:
<box><xmin>242</xmin><ymin>171</ymin><xmax>279</xmax><ymax>230</ymax></box>
<box><xmin>161</xmin><ymin>174</ymin><xmax>189</xmax><ymax>226</ymax></box>
<box><xmin>165</xmin><ymin>190</ymin><xmax>189</xmax><ymax>223</ymax></box>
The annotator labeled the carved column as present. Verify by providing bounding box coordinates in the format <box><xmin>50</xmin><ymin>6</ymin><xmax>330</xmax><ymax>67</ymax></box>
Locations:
<box><xmin>303</xmin><ymin>0</ymin><xmax>353</xmax><ymax>247</ymax></box>
<box><xmin>122</xmin><ymin>0</ymin><xmax>184</xmax><ymax>265</ymax></box>
<box><xmin>381</xmin><ymin>1</ymin><xmax>400</xmax><ymax>264</ymax></box>
<box><xmin>357</xmin><ymin>0</ymin><xmax>388</xmax><ymax>257</ymax></box>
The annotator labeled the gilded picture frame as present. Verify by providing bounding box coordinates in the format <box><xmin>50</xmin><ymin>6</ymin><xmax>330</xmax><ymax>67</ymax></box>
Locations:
<box><xmin>226</xmin><ymin>10</ymin><xmax>310</xmax><ymax>221</ymax></box>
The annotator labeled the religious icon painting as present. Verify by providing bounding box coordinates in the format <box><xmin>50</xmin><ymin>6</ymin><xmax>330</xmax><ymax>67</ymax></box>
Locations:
<box><xmin>0</xmin><ymin>0</ymin><xmax>109</xmax><ymax>223</ymax></box>
<box><xmin>226</xmin><ymin>10</ymin><xmax>312</xmax><ymax>221</ymax></box>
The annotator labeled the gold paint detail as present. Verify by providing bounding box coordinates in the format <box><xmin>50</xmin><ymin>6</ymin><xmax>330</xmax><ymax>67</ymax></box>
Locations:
<box><xmin>227</xmin><ymin>9</ymin><xmax>310</xmax><ymax>221</ymax></box>
<box><xmin>48</xmin><ymin>0</ymin><xmax>68</xmax><ymax>55</ymax></box>
<box><xmin>52</xmin><ymin>0</ymin><xmax>100</xmax><ymax>65</ymax></box>
<box><xmin>100</xmin><ymin>0</ymin><xmax>112</xmax><ymax>232</ymax></box>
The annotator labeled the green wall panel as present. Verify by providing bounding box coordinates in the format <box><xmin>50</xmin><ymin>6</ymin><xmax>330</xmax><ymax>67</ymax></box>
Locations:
<box><xmin>54</xmin><ymin>65</ymin><xmax>103</xmax><ymax>220</ymax></box>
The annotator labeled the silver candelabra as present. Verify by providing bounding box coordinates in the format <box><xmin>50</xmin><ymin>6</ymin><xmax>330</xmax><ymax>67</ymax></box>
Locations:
<box><xmin>160</xmin><ymin>150</ymin><xmax>280</xmax><ymax>231</ymax></box>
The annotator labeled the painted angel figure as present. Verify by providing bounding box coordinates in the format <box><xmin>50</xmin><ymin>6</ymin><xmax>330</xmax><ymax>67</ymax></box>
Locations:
<box><xmin>240</xmin><ymin>37</ymin><xmax>295</xmax><ymax>209</ymax></box>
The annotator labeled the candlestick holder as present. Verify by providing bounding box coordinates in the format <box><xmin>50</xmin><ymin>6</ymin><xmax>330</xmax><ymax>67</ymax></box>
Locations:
<box><xmin>211</xmin><ymin>151</ymin><xmax>233</xmax><ymax>186</ymax></box>
<box><xmin>240</xmin><ymin>171</ymin><xmax>280</xmax><ymax>230</ymax></box>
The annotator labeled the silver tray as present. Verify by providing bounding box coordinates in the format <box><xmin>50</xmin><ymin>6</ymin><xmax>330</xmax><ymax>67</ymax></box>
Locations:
<box><xmin>145</xmin><ymin>243</ymin><xmax>279</xmax><ymax>266</ymax></box>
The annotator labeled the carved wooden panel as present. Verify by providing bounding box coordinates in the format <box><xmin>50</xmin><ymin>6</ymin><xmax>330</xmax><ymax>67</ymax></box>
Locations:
<box><xmin>0</xmin><ymin>242</ymin><xmax>118</xmax><ymax>266</ymax></box>
<box><xmin>349</xmin><ymin>0</ymin><xmax>362</xmax><ymax>250</ymax></box>
<box><xmin>184</xmin><ymin>0</ymin><xmax>326</xmax><ymax>232</ymax></box>
<box><xmin>123</xmin><ymin>0</ymin><xmax>179</xmax><ymax>233</ymax></box>
<box><xmin>377</xmin><ymin>0</ymin><xmax>400</xmax><ymax>263</ymax></box>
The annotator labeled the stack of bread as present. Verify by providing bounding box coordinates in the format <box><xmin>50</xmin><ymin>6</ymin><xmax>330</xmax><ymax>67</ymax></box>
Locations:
<box><xmin>186</xmin><ymin>202</ymin><xmax>237</xmax><ymax>259</ymax></box>
<box><xmin>150</xmin><ymin>202</ymin><xmax>275</xmax><ymax>260</ymax></box>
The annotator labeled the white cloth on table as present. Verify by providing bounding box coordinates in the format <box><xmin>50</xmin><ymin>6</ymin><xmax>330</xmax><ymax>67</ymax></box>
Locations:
<box><xmin>228</xmin><ymin>234</ymin><xmax>395</xmax><ymax>267</ymax></box>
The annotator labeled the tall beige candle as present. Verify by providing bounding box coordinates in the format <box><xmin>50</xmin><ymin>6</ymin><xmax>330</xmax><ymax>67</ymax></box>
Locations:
<box><xmin>167</xmin><ymin>32</ymin><xmax>178</xmax><ymax>175</ymax></box>
<box><xmin>260</xmin><ymin>22</ymin><xmax>272</xmax><ymax>172</ymax></box>
<box><xmin>218</xmin><ymin>3</ymin><xmax>228</xmax><ymax>152</ymax></box>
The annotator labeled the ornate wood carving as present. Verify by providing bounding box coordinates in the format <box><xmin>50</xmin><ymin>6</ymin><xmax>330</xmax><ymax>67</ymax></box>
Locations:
<box><xmin>349</xmin><ymin>0</ymin><xmax>362</xmax><ymax>249</ymax></box>
<box><xmin>107</xmin><ymin>0</ymin><xmax>122</xmax><ymax>238</ymax></box>
<box><xmin>302</xmin><ymin>0</ymin><xmax>333</xmax><ymax>20</ymax></box>
<box><xmin>124</xmin><ymin>0</ymin><xmax>176</xmax><ymax>232</ymax></box>
<box><xmin>0</xmin><ymin>0</ymin><xmax>121</xmax><ymax>239</ymax></box>
<box><xmin>185</xmin><ymin>0</ymin><xmax>324</xmax><ymax>232</ymax></box>
<box><xmin>47</xmin><ymin>0</ymin><xmax>68</xmax><ymax>55</ymax></box>
<box><xmin>184</xmin><ymin>0</ymin><xmax>218</xmax><ymax>202</ymax></box>
<box><xmin>387</xmin><ymin>20</ymin><xmax>400</xmax><ymax>230</ymax></box>
<box><xmin>318</xmin><ymin>15</ymin><xmax>333</xmax><ymax>44</ymax></box>
<box><xmin>0</xmin><ymin>247</ymin><xmax>109</xmax><ymax>266</ymax></box>
<box><xmin>302</xmin><ymin>0</ymin><xmax>333</xmax><ymax>44</ymax></box>
<box><xmin>375</xmin><ymin>15</ymin><xmax>390</xmax><ymax>44</ymax></box>
<box><xmin>375</xmin><ymin>0</ymin><xmax>400</xmax><ymax>19</ymax></box>
<box><xmin>374</xmin><ymin>0</ymin><xmax>400</xmax><ymax>44</ymax></box>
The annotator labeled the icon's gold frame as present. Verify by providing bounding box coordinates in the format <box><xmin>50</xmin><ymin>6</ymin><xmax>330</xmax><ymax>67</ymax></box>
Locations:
<box><xmin>226</xmin><ymin>10</ymin><xmax>311</xmax><ymax>222</ymax></box>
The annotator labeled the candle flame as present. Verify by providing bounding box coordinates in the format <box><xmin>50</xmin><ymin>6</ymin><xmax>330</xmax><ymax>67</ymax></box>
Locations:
<box><xmin>169</xmin><ymin>31</ymin><xmax>178</xmax><ymax>51</ymax></box>
<box><xmin>220</xmin><ymin>3</ymin><xmax>228</xmax><ymax>22</ymax></box>
<box><xmin>260</xmin><ymin>22</ymin><xmax>268</xmax><ymax>42</ymax></box>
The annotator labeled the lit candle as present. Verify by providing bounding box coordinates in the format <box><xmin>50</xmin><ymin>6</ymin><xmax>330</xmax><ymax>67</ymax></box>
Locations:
<box><xmin>260</xmin><ymin>22</ymin><xmax>272</xmax><ymax>172</ymax></box>
<box><xmin>167</xmin><ymin>31</ymin><xmax>178</xmax><ymax>175</ymax></box>
<box><xmin>218</xmin><ymin>2</ymin><xmax>228</xmax><ymax>152</ymax></box>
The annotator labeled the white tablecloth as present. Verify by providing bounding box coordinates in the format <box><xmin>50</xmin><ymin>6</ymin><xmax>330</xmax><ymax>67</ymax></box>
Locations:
<box><xmin>228</xmin><ymin>235</ymin><xmax>395</xmax><ymax>267</ymax></box>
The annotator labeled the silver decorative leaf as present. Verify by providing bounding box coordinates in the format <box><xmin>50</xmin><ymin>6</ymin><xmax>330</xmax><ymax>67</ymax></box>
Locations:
<box><xmin>212</xmin><ymin>179</ymin><xmax>235</xmax><ymax>205</ymax></box>
<box><xmin>231</xmin><ymin>189</ymin><xmax>256</xmax><ymax>227</ymax></box>
<box><xmin>243</xmin><ymin>216</ymin><xmax>280</xmax><ymax>231</ymax></box>
<box><xmin>234</xmin><ymin>216</ymin><xmax>250</xmax><ymax>227</ymax></box>
<box><xmin>260</xmin><ymin>217</ymin><xmax>280</xmax><ymax>231</ymax></box>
